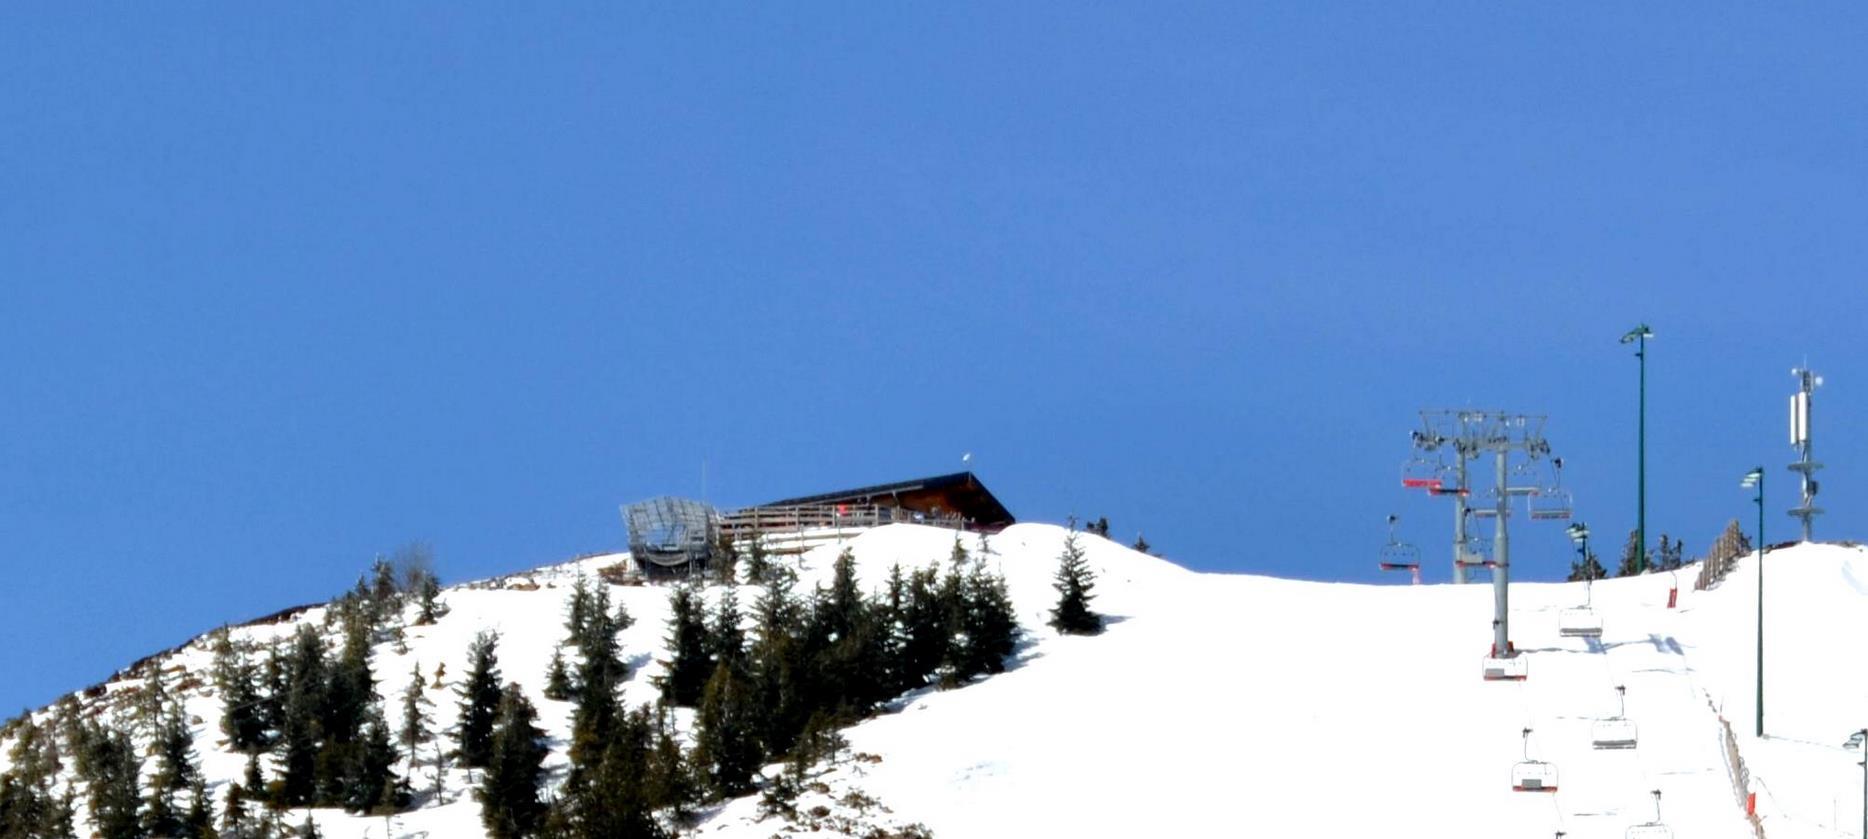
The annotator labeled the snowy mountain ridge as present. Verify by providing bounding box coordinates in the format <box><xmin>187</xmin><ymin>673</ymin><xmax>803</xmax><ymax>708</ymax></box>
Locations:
<box><xmin>5</xmin><ymin>522</ymin><xmax>1865</xmax><ymax>838</ymax></box>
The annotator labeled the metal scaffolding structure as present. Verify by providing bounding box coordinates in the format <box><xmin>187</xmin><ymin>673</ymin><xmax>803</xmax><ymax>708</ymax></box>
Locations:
<box><xmin>622</xmin><ymin>496</ymin><xmax>719</xmax><ymax>574</ymax></box>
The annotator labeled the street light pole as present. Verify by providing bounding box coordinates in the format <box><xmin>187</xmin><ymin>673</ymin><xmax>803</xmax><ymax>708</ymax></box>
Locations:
<box><xmin>1622</xmin><ymin>324</ymin><xmax>1654</xmax><ymax>573</ymax></box>
<box><xmin>1744</xmin><ymin>466</ymin><xmax>1765</xmax><ymax>738</ymax></box>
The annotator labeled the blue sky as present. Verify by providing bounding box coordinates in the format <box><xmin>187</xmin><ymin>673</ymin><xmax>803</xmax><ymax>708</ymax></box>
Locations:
<box><xmin>5</xmin><ymin>4</ymin><xmax>1868</xmax><ymax>712</ymax></box>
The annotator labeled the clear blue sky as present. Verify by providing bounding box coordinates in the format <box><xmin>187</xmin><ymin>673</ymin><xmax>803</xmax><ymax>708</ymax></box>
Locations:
<box><xmin>5</xmin><ymin>4</ymin><xmax>1868</xmax><ymax>713</ymax></box>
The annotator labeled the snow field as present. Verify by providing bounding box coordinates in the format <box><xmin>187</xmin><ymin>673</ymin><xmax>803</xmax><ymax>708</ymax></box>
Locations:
<box><xmin>8</xmin><ymin>524</ymin><xmax>1855</xmax><ymax>838</ymax></box>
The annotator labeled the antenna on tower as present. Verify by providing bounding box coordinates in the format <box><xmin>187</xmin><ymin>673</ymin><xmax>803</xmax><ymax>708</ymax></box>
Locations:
<box><xmin>1789</xmin><ymin>366</ymin><xmax>1824</xmax><ymax>542</ymax></box>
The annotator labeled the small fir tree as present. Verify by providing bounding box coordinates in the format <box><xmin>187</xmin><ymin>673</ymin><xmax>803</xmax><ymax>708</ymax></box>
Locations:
<box><xmin>477</xmin><ymin>685</ymin><xmax>548</xmax><ymax>839</ymax></box>
<box><xmin>399</xmin><ymin>662</ymin><xmax>433</xmax><ymax>775</ymax></box>
<box><xmin>1049</xmin><ymin>528</ymin><xmax>1103</xmax><ymax>635</ymax></box>
<box><xmin>542</xmin><ymin>648</ymin><xmax>575</xmax><ymax>702</ymax></box>
<box><xmin>414</xmin><ymin>572</ymin><xmax>447</xmax><ymax>625</ymax></box>
<box><xmin>1615</xmin><ymin>529</ymin><xmax>1646</xmax><ymax>577</ymax></box>
<box><xmin>455</xmin><ymin>631</ymin><xmax>504</xmax><ymax>769</ymax></box>
<box><xmin>660</xmin><ymin>585</ymin><xmax>712</xmax><ymax>708</ymax></box>
<box><xmin>1567</xmin><ymin>547</ymin><xmax>1607</xmax><ymax>582</ymax></box>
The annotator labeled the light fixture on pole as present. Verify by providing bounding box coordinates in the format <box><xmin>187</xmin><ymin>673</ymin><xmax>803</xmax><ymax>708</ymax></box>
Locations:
<box><xmin>1621</xmin><ymin>324</ymin><xmax>1654</xmax><ymax>573</ymax></box>
<box><xmin>1743</xmin><ymin>466</ymin><xmax>1765</xmax><ymax>738</ymax></box>
<box><xmin>1566</xmin><ymin>521</ymin><xmax>1593</xmax><ymax>588</ymax></box>
<box><xmin>1848</xmin><ymin>728</ymin><xmax>1868</xmax><ymax>839</ymax></box>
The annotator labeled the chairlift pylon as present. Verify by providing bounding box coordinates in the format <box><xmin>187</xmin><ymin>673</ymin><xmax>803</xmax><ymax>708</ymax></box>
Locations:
<box><xmin>1511</xmin><ymin>727</ymin><xmax>1558</xmax><ymax>792</ymax></box>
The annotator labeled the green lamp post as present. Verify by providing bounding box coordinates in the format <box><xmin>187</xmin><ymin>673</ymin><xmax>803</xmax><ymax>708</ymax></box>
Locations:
<box><xmin>1621</xmin><ymin>324</ymin><xmax>1654</xmax><ymax>573</ymax></box>
<box><xmin>1743</xmin><ymin>466</ymin><xmax>1764</xmax><ymax>738</ymax></box>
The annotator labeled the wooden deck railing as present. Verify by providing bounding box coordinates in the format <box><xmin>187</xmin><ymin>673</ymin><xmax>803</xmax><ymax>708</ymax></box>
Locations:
<box><xmin>719</xmin><ymin>504</ymin><xmax>967</xmax><ymax>554</ymax></box>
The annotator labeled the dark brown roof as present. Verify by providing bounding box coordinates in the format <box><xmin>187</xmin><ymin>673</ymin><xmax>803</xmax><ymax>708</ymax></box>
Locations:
<box><xmin>757</xmin><ymin>471</ymin><xmax>1015</xmax><ymax>527</ymax></box>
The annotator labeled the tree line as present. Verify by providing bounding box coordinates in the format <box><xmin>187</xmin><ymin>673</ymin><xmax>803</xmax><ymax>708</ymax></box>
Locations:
<box><xmin>0</xmin><ymin>530</ymin><xmax>1109</xmax><ymax>839</ymax></box>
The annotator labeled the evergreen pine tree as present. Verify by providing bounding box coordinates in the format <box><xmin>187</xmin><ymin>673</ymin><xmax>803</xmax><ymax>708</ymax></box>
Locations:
<box><xmin>242</xmin><ymin>752</ymin><xmax>265</xmax><ymax>801</ymax></box>
<box><xmin>1049</xmin><ymin>528</ymin><xmax>1103</xmax><ymax>635</ymax></box>
<box><xmin>660</xmin><ymin>585</ymin><xmax>712</xmax><ymax>708</ymax></box>
<box><xmin>454</xmin><ymin>631</ymin><xmax>503</xmax><ymax>769</ymax></box>
<box><xmin>299</xmin><ymin>814</ymin><xmax>321</xmax><ymax>839</ymax></box>
<box><xmin>743</xmin><ymin>535</ymin><xmax>771</xmax><ymax>586</ymax></box>
<box><xmin>49</xmin><ymin>789</ymin><xmax>78</xmax><ymax>839</ymax></box>
<box><xmin>398</xmin><ymin>662</ymin><xmax>432</xmax><ymax>778</ymax></box>
<box><xmin>370</xmin><ymin>556</ymin><xmax>403</xmax><ymax>618</ymax></box>
<box><xmin>275</xmin><ymin>625</ymin><xmax>327</xmax><ymax>806</ymax></box>
<box><xmin>963</xmin><ymin>558</ymin><xmax>1019</xmax><ymax>677</ymax></box>
<box><xmin>554</xmin><ymin>707</ymin><xmax>666</xmax><ymax>839</ymax></box>
<box><xmin>714</xmin><ymin>531</ymin><xmax>740</xmax><ymax>586</ymax></box>
<box><xmin>542</xmin><ymin>648</ymin><xmax>575</xmax><ymax>703</ymax></box>
<box><xmin>645</xmin><ymin>707</ymin><xmax>696</xmax><ymax>824</ymax></box>
<box><xmin>693</xmin><ymin>661</ymin><xmax>762</xmax><ymax>799</ymax></box>
<box><xmin>750</xmin><ymin>570</ymin><xmax>809</xmax><ymax>757</ymax></box>
<box><xmin>83</xmin><ymin>722</ymin><xmax>143</xmax><ymax>839</ymax></box>
<box><xmin>1</xmin><ymin>716</ymin><xmax>67</xmax><ymax>839</ymax></box>
<box><xmin>563</xmin><ymin>575</ymin><xmax>592</xmax><ymax>651</ymax></box>
<box><xmin>220</xmin><ymin>782</ymin><xmax>247</xmax><ymax>839</ymax></box>
<box><xmin>415</xmin><ymin>572</ymin><xmax>446</xmax><ymax>626</ymax></box>
<box><xmin>477</xmin><ymin>685</ymin><xmax>548</xmax><ymax>839</ymax></box>
<box><xmin>1615</xmin><ymin>528</ymin><xmax>1645</xmax><ymax>577</ymax></box>
<box><xmin>144</xmin><ymin>704</ymin><xmax>201</xmax><ymax>836</ymax></box>
<box><xmin>1132</xmin><ymin>533</ymin><xmax>1151</xmax><ymax>554</ymax></box>
<box><xmin>181</xmin><ymin>777</ymin><xmax>214</xmax><ymax>839</ymax></box>
<box><xmin>1567</xmin><ymin>547</ymin><xmax>1608</xmax><ymax>582</ymax></box>
<box><xmin>328</xmin><ymin>604</ymin><xmax>378</xmax><ymax>746</ymax></box>
<box><xmin>708</xmin><ymin>588</ymin><xmax>746</xmax><ymax>670</ymax></box>
<box><xmin>339</xmin><ymin>705</ymin><xmax>401</xmax><ymax>814</ymax></box>
<box><xmin>896</xmin><ymin>566</ymin><xmax>945</xmax><ymax>693</ymax></box>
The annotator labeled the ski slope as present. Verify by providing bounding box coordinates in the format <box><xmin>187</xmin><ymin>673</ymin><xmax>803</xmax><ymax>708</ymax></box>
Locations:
<box><xmin>8</xmin><ymin>523</ymin><xmax>1859</xmax><ymax>837</ymax></box>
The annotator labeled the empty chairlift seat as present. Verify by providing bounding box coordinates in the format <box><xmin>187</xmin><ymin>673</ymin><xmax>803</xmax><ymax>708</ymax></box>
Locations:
<box><xmin>1482</xmin><ymin>654</ymin><xmax>1528</xmax><ymax>681</ymax></box>
<box><xmin>1511</xmin><ymin>760</ymin><xmax>1558</xmax><ymax>792</ymax></box>
<box><xmin>1592</xmin><ymin>717</ymin><xmax>1638</xmax><ymax>750</ymax></box>
<box><xmin>1558</xmin><ymin>606</ymin><xmax>1604</xmax><ymax>638</ymax></box>
<box><xmin>1530</xmin><ymin>487</ymin><xmax>1574</xmax><ymax>520</ymax></box>
<box><xmin>1625</xmin><ymin>790</ymin><xmax>1671</xmax><ymax>838</ymax></box>
<box><xmin>1401</xmin><ymin>458</ymin><xmax>1444</xmax><ymax>489</ymax></box>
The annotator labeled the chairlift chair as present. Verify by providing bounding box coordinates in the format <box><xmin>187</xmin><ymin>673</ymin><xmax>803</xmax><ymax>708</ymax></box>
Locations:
<box><xmin>1511</xmin><ymin>728</ymin><xmax>1558</xmax><ymax>792</ymax></box>
<box><xmin>1401</xmin><ymin>458</ymin><xmax>1444</xmax><ymax>490</ymax></box>
<box><xmin>1559</xmin><ymin>574</ymin><xmax>1603</xmax><ymax>637</ymax></box>
<box><xmin>1592</xmin><ymin>717</ymin><xmax>1638</xmax><ymax>750</ymax></box>
<box><xmin>1530</xmin><ymin>487</ymin><xmax>1574</xmax><ymax>520</ymax></box>
<box><xmin>1379</xmin><ymin>515</ymin><xmax>1422</xmax><ymax>584</ymax></box>
<box><xmin>1457</xmin><ymin>536</ymin><xmax>1494</xmax><ymax>571</ymax></box>
<box><xmin>1511</xmin><ymin>761</ymin><xmax>1559</xmax><ymax>792</ymax></box>
<box><xmin>1530</xmin><ymin>459</ymin><xmax>1575</xmax><ymax>520</ymax></box>
<box><xmin>1482</xmin><ymin>652</ymin><xmax>1527</xmax><ymax>681</ymax></box>
<box><xmin>1558</xmin><ymin>607</ymin><xmax>1603</xmax><ymax>638</ymax></box>
<box><xmin>1591</xmin><ymin>686</ymin><xmax>1638</xmax><ymax>749</ymax></box>
<box><xmin>1624</xmin><ymin>790</ymin><xmax>1671</xmax><ymax>839</ymax></box>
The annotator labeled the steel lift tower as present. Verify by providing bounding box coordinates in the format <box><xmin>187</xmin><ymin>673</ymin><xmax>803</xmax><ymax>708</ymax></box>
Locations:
<box><xmin>1408</xmin><ymin>410</ymin><xmax>1560</xmax><ymax>673</ymax></box>
<box><xmin>1788</xmin><ymin>366</ymin><xmax>1824</xmax><ymax>542</ymax></box>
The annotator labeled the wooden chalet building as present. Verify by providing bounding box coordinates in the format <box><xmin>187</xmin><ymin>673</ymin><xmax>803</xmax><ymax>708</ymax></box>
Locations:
<box><xmin>720</xmin><ymin>471</ymin><xmax>1015</xmax><ymax>554</ymax></box>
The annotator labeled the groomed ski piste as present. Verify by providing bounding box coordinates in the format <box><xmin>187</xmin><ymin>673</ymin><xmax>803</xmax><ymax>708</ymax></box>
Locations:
<box><xmin>4</xmin><ymin>521</ymin><xmax>1860</xmax><ymax>838</ymax></box>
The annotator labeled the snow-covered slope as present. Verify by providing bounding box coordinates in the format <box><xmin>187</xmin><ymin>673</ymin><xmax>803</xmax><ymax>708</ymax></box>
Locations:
<box><xmin>5</xmin><ymin>523</ymin><xmax>1854</xmax><ymax>838</ymax></box>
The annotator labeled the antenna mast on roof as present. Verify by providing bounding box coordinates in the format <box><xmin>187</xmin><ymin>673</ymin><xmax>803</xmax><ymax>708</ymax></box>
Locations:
<box><xmin>1789</xmin><ymin>366</ymin><xmax>1824</xmax><ymax>542</ymax></box>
